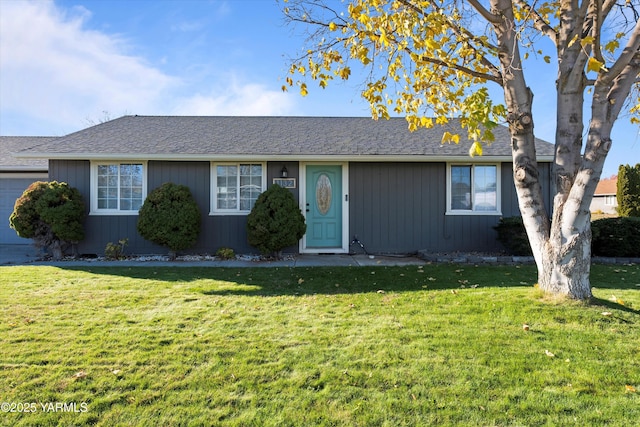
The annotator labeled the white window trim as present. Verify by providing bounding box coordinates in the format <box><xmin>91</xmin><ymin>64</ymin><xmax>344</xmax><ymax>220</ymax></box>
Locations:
<box><xmin>446</xmin><ymin>163</ymin><xmax>502</xmax><ymax>216</ymax></box>
<box><xmin>210</xmin><ymin>162</ymin><xmax>267</xmax><ymax>216</ymax></box>
<box><xmin>90</xmin><ymin>161</ymin><xmax>148</xmax><ymax>216</ymax></box>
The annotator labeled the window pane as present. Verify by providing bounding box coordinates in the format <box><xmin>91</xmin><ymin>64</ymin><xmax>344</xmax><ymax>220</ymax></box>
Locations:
<box><xmin>451</xmin><ymin>166</ymin><xmax>472</xmax><ymax>210</ymax></box>
<box><xmin>216</xmin><ymin>164</ymin><xmax>262</xmax><ymax>211</ymax></box>
<box><xmin>96</xmin><ymin>163</ymin><xmax>143</xmax><ymax>211</ymax></box>
<box><xmin>474</xmin><ymin>166</ymin><xmax>497</xmax><ymax>211</ymax></box>
<box><xmin>119</xmin><ymin>164</ymin><xmax>143</xmax><ymax>211</ymax></box>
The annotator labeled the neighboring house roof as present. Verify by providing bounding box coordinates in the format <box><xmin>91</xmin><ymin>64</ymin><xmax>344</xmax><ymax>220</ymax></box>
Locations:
<box><xmin>594</xmin><ymin>176</ymin><xmax>617</xmax><ymax>195</ymax></box>
<box><xmin>13</xmin><ymin>116</ymin><xmax>555</xmax><ymax>161</ymax></box>
<box><xmin>0</xmin><ymin>136</ymin><xmax>51</xmax><ymax>172</ymax></box>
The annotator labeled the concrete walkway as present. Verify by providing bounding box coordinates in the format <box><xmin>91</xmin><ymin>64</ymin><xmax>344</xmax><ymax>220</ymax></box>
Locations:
<box><xmin>0</xmin><ymin>244</ymin><xmax>426</xmax><ymax>268</ymax></box>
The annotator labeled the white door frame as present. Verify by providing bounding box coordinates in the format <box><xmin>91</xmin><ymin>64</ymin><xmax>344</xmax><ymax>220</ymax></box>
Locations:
<box><xmin>299</xmin><ymin>162</ymin><xmax>349</xmax><ymax>254</ymax></box>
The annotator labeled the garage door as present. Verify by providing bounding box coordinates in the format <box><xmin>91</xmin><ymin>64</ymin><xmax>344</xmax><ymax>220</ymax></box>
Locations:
<box><xmin>0</xmin><ymin>176</ymin><xmax>47</xmax><ymax>244</ymax></box>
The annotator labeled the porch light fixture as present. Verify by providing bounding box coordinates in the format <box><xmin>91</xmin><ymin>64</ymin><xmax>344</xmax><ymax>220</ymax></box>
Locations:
<box><xmin>281</xmin><ymin>165</ymin><xmax>288</xmax><ymax>178</ymax></box>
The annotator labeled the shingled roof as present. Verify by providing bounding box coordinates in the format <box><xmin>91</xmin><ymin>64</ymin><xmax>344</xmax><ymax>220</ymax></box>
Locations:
<box><xmin>14</xmin><ymin>116</ymin><xmax>554</xmax><ymax>161</ymax></box>
<box><xmin>0</xmin><ymin>136</ymin><xmax>52</xmax><ymax>171</ymax></box>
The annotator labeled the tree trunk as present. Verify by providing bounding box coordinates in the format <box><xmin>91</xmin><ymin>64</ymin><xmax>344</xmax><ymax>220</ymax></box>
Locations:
<box><xmin>491</xmin><ymin>0</ymin><xmax>597</xmax><ymax>300</ymax></box>
<box><xmin>538</xmin><ymin>212</ymin><xmax>593</xmax><ymax>299</ymax></box>
<box><xmin>50</xmin><ymin>239</ymin><xmax>64</xmax><ymax>261</ymax></box>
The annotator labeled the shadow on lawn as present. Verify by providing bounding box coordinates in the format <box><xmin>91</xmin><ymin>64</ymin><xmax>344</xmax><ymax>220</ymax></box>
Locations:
<box><xmin>63</xmin><ymin>264</ymin><xmax>541</xmax><ymax>296</ymax></box>
<box><xmin>55</xmin><ymin>264</ymin><xmax>640</xmax><ymax>317</ymax></box>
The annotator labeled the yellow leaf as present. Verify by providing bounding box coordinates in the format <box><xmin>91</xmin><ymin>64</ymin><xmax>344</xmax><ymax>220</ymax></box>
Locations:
<box><xmin>300</xmin><ymin>83</ymin><xmax>308</xmax><ymax>97</ymax></box>
<box><xmin>426</xmin><ymin>38</ymin><xmax>439</xmax><ymax>50</ymax></box>
<box><xmin>580</xmin><ymin>36</ymin><xmax>595</xmax><ymax>47</ymax></box>
<box><xmin>604</xmin><ymin>39</ymin><xmax>619</xmax><ymax>53</ymax></box>
<box><xmin>379</xmin><ymin>29</ymin><xmax>389</xmax><ymax>46</ymax></box>
<box><xmin>567</xmin><ymin>34</ymin><xmax>579</xmax><ymax>47</ymax></box>
<box><xmin>587</xmin><ymin>57</ymin><xmax>606</xmax><ymax>73</ymax></box>
<box><xmin>281</xmin><ymin>85</ymin><xmax>287</xmax><ymax>92</ymax></box>
<box><xmin>625</xmin><ymin>385</ymin><xmax>637</xmax><ymax>393</ymax></box>
<box><xmin>469</xmin><ymin>141</ymin><xmax>483</xmax><ymax>157</ymax></box>
<box><xmin>543</xmin><ymin>56</ymin><xmax>551</xmax><ymax>63</ymax></box>
<box><xmin>441</xmin><ymin>131</ymin><xmax>452</xmax><ymax>144</ymax></box>
<box><xmin>329</xmin><ymin>22</ymin><xmax>337</xmax><ymax>31</ymax></box>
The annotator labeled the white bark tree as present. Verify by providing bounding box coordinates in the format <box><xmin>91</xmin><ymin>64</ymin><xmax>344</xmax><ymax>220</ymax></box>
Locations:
<box><xmin>282</xmin><ymin>0</ymin><xmax>640</xmax><ymax>299</ymax></box>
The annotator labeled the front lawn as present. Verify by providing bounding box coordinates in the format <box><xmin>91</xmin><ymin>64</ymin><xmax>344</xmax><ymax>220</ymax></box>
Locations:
<box><xmin>1</xmin><ymin>264</ymin><xmax>638</xmax><ymax>426</ymax></box>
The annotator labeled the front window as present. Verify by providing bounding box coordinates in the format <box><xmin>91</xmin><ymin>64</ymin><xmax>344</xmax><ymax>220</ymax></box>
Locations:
<box><xmin>448</xmin><ymin>164</ymin><xmax>500</xmax><ymax>214</ymax></box>
<box><xmin>92</xmin><ymin>162</ymin><xmax>146</xmax><ymax>214</ymax></box>
<box><xmin>212</xmin><ymin>163</ymin><xmax>265</xmax><ymax>213</ymax></box>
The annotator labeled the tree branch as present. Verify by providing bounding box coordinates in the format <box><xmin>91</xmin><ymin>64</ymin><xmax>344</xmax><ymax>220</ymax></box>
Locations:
<box><xmin>512</xmin><ymin>0</ymin><xmax>557</xmax><ymax>42</ymax></box>
<box><xmin>466</xmin><ymin>0</ymin><xmax>502</xmax><ymax>24</ymax></box>
<box><xmin>605</xmin><ymin>18</ymin><xmax>640</xmax><ymax>83</ymax></box>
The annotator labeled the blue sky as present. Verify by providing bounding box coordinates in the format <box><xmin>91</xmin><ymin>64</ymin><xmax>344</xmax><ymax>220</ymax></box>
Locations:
<box><xmin>0</xmin><ymin>0</ymin><xmax>637</xmax><ymax>177</ymax></box>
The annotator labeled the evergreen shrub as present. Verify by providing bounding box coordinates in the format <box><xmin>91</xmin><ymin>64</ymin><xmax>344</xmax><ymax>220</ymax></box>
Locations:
<box><xmin>493</xmin><ymin>216</ymin><xmax>532</xmax><ymax>256</ymax></box>
<box><xmin>591</xmin><ymin>217</ymin><xmax>640</xmax><ymax>257</ymax></box>
<box><xmin>9</xmin><ymin>181</ymin><xmax>85</xmax><ymax>259</ymax></box>
<box><xmin>137</xmin><ymin>183</ymin><xmax>201</xmax><ymax>259</ymax></box>
<box><xmin>617</xmin><ymin>164</ymin><xmax>640</xmax><ymax>217</ymax></box>
<box><xmin>247</xmin><ymin>184</ymin><xmax>306</xmax><ymax>258</ymax></box>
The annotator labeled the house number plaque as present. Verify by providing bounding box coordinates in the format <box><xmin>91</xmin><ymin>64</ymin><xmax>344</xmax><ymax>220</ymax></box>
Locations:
<box><xmin>316</xmin><ymin>174</ymin><xmax>332</xmax><ymax>215</ymax></box>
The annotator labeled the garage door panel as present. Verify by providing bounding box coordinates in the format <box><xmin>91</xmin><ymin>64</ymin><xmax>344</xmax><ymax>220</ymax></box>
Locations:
<box><xmin>0</xmin><ymin>177</ymin><xmax>47</xmax><ymax>244</ymax></box>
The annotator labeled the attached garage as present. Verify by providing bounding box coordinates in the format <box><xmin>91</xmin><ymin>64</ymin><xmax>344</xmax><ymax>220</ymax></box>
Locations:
<box><xmin>0</xmin><ymin>137</ymin><xmax>51</xmax><ymax>244</ymax></box>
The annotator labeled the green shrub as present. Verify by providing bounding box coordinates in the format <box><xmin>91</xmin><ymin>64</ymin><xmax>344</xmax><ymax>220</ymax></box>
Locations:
<box><xmin>137</xmin><ymin>183</ymin><xmax>201</xmax><ymax>259</ymax></box>
<box><xmin>9</xmin><ymin>181</ymin><xmax>85</xmax><ymax>260</ymax></box>
<box><xmin>105</xmin><ymin>238</ymin><xmax>128</xmax><ymax>260</ymax></box>
<box><xmin>617</xmin><ymin>164</ymin><xmax>640</xmax><ymax>217</ymax></box>
<box><xmin>591</xmin><ymin>217</ymin><xmax>640</xmax><ymax>257</ymax></box>
<box><xmin>247</xmin><ymin>184</ymin><xmax>306</xmax><ymax>258</ymax></box>
<box><xmin>215</xmin><ymin>247</ymin><xmax>236</xmax><ymax>260</ymax></box>
<box><xmin>493</xmin><ymin>216</ymin><xmax>532</xmax><ymax>256</ymax></box>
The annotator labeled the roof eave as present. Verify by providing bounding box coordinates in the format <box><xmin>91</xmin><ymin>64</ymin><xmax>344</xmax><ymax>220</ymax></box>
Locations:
<box><xmin>15</xmin><ymin>152</ymin><xmax>554</xmax><ymax>163</ymax></box>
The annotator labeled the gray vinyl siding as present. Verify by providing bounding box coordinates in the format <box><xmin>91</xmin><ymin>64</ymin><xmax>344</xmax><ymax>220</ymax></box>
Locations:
<box><xmin>49</xmin><ymin>159</ymin><xmax>552</xmax><ymax>256</ymax></box>
<box><xmin>49</xmin><ymin>160</ymin><xmax>157</xmax><ymax>255</ymax></box>
<box><xmin>348</xmin><ymin>162</ymin><xmax>551</xmax><ymax>254</ymax></box>
<box><xmin>49</xmin><ymin>159</ymin><xmax>298</xmax><ymax>256</ymax></box>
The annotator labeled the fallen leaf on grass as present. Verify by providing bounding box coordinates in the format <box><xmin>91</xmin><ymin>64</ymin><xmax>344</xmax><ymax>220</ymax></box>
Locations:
<box><xmin>73</xmin><ymin>371</ymin><xmax>88</xmax><ymax>380</ymax></box>
<box><xmin>601</xmin><ymin>312</ymin><xmax>613</xmax><ymax>316</ymax></box>
<box><xmin>626</xmin><ymin>385</ymin><xmax>637</xmax><ymax>393</ymax></box>
<box><xmin>609</xmin><ymin>295</ymin><xmax>625</xmax><ymax>306</ymax></box>
<box><xmin>112</xmin><ymin>369</ymin><xmax>122</xmax><ymax>375</ymax></box>
<box><xmin>545</xmin><ymin>350</ymin><xmax>555</xmax><ymax>358</ymax></box>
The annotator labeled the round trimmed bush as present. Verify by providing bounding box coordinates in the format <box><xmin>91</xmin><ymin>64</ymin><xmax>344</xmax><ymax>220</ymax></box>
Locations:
<box><xmin>136</xmin><ymin>182</ymin><xmax>201</xmax><ymax>259</ymax></box>
<box><xmin>247</xmin><ymin>184</ymin><xmax>306</xmax><ymax>257</ymax></box>
<box><xmin>9</xmin><ymin>181</ymin><xmax>85</xmax><ymax>259</ymax></box>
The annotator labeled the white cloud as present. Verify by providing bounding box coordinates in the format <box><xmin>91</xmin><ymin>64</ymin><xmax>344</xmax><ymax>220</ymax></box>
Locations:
<box><xmin>0</xmin><ymin>0</ymin><xmax>298</xmax><ymax>136</ymax></box>
<box><xmin>173</xmin><ymin>80</ymin><xmax>295</xmax><ymax>116</ymax></box>
<box><xmin>0</xmin><ymin>0</ymin><xmax>176</xmax><ymax>133</ymax></box>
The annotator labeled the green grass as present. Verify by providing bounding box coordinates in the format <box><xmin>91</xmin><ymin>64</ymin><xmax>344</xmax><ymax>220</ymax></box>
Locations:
<box><xmin>1</xmin><ymin>264</ymin><xmax>638</xmax><ymax>426</ymax></box>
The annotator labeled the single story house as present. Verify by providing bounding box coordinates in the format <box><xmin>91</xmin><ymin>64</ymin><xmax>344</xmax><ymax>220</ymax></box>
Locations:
<box><xmin>0</xmin><ymin>136</ymin><xmax>51</xmax><ymax>244</ymax></box>
<box><xmin>13</xmin><ymin>116</ymin><xmax>554</xmax><ymax>256</ymax></box>
<box><xmin>590</xmin><ymin>175</ymin><xmax>618</xmax><ymax>215</ymax></box>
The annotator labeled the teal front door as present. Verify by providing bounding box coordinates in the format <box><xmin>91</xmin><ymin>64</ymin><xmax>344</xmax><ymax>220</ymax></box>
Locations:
<box><xmin>305</xmin><ymin>165</ymin><xmax>342</xmax><ymax>249</ymax></box>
